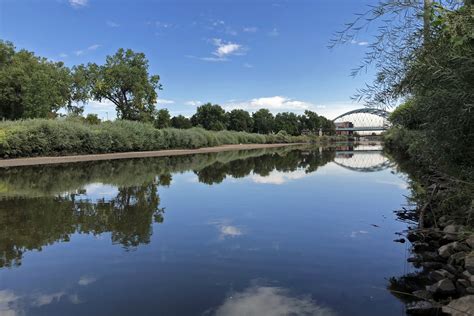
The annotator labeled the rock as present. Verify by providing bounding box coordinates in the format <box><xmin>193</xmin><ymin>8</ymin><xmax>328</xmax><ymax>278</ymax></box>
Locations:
<box><xmin>406</xmin><ymin>301</ymin><xmax>438</xmax><ymax>315</ymax></box>
<box><xmin>421</xmin><ymin>262</ymin><xmax>444</xmax><ymax>270</ymax></box>
<box><xmin>412</xmin><ymin>290</ymin><xmax>432</xmax><ymax>300</ymax></box>
<box><xmin>465</xmin><ymin>251</ymin><xmax>474</xmax><ymax>274</ymax></box>
<box><xmin>467</xmin><ymin>287</ymin><xmax>474</xmax><ymax>294</ymax></box>
<box><xmin>462</xmin><ymin>270</ymin><xmax>473</xmax><ymax>280</ymax></box>
<box><xmin>442</xmin><ymin>295</ymin><xmax>474</xmax><ymax>315</ymax></box>
<box><xmin>439</xmin><ymin>243</ymin><xmax>456</xmax><ymax>258</ymax></box>
<box><xmin>449</xmin><ymin>252</ymin><xmax>467</xmax><ymax>266</ymax></box>
<box><xmin>430</xmin><ymin>269</ymin><xmax>455</xmax><ymax>282</ymax></box>
<box><xmin>458</xmin><ymin>278</ymin><xmax>471</xmax><ymax>288</ymax></box>
<box><xmin>427</xmin><ymin>278</ymin><xmax>456</xmax><ymax>295</ymax></box>
<box><xmin>421</xmin><ymin>251</ymin><xmax>442</xmax><ymax>262</ymax></box>
<box><xmin>443</xmin><ymin>225</ymin><xmax>464</xmax><ymax>241</ymax></box>
<box><xmin>466</xmin><ymin>235</ymin><xmax>474</xmax><ymax>249</ymax></box>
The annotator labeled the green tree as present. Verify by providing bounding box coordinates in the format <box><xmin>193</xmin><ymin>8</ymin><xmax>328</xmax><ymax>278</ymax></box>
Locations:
<box><xmin>0</xmin><ymin>40</ymin><xmax>72</xmax><ymax>120</ymax></box>
<box><xmin>84</xmin><ymin>113</ymin><xmax>101</xmax><ymax>125</ymax></box>
<box><xmin>155</xmin><ymin>108</ymin><xmax>171</xmax><ymax>128</ymax></box>
<box><xmin>171</xmin><ymin>115</ymin><xmax>192</xmax><ymax>129</ymax></box>
<box><xmin>252</xmin><ymin>108</ymin><xmax>274</xmax><ymax>134</ymax></box>
<box><xmin>85</xmin><ymin>48</ymin><xmax>161</xmax><ymax>121</ymax></box>
<box><xmin>191</xmin><ymin>103</ymin><xmax>227</xmax><ymax>131</ymax></box>
<box><xmin>274</xmin><ymin>112</ymin><xmax>300</xmax><ymax>136</ymax></box>
<box><xmin>301</xmin><ymin>110</ymin><xmax>321</xmax><ymax>132</ymax></box>
<box><xmin>227</xmin><ymin>109</ymin><xmax>253</xmax><ymax>132</ymax></box>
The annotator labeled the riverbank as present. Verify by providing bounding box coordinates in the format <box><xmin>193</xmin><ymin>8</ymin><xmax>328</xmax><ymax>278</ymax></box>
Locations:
<box><xmin>0</xmin><ymin>143</ymin><xmax>303</xmax><ymax>167</ymax></box>
<box><xmin>385</xmin><ymin>130</ymin><xmax>474</xmax><ymax>315</ymax></box>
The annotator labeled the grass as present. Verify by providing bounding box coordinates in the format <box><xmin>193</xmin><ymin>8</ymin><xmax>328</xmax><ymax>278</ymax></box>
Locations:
<box><xmin>0</xmin><ymin>118</ymin><xmax>315</xmax><ymax>158</ymax></box>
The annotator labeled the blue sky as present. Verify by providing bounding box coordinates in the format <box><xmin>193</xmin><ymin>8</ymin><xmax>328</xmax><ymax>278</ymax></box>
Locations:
<box><xmin>0</xmin><ymin>0</ymin><xmax>378</xmax><ymax>120</ymax></box>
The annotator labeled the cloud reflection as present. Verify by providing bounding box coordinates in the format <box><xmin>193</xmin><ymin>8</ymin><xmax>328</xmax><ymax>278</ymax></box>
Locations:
<box><xmin>0</xmin><ymin>290</ymin><xmax>20</xmax><ymax>316</ymax></box>
<box><xmin>78</xmin><ymin>275</ymin><xmax>97</xmax><ymax>286</ymax></box>
<box><xmin>210</xmin><ymin>286</ymin><xmax>337</xmax><ymax>316</ymax></box>
<box><xmin>219</xmin><ymin>225</ymin><xmax>243</xmax><ymax>238</ymax></box>
<box><xmin>250</xmin><ymin>169</ymin><xmax>309</xmax><ymax>185</ymax></box>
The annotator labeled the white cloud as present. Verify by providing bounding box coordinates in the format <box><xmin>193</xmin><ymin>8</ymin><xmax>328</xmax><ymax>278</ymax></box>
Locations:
<box><xmin>212</xmin><ymin>38</ymin><xmax>243</xmax><ymax>58</ymax></box>
<box><xmin>185</xmin><ymin>100</ymin><xmax>202</xmax><ymax>107</ymax></box>
<box><xmin>212</xmin><ymin>286</ymin><xmax>336</xmax><ymax>316</ymax></box>
<box><xmin>156</xmin><ymin>99</ymin><xmax>175</xmax><ymax>105</ymax></box>
<box><xmin>350</xmin><ymin>39</ymin><xmax>369</xmax><ymax>46</ymax></box>
<box><xmin>78</xmin><ymin>276</ymin><xmax>97</xmax><ymax>286</ymax></box>
<box><xmin>243</xmin><ymin>26</ymin><xmax>258</xmax><ymax>33</ymax></box>
<box><xmin>75</xmin><ymin>44</ymin><xmax>100</xmax><ymax>56</ymax></box>
<box><xmin>106</xmin><ymin>21</ymin><xmax>120</xmax><ymax>28</ymax></box>
<box><xmin>223</xmin><ymin>96</ymin><xmax>312</xmax><ymax>113</ymax></box>
<box><xmin>268</xmin><ymin>28</ymin><xmax>279</xmax><ymax>37</ymax></box>
<box><xmin>69</xmin><ymin>0</ymin><xmax>88</xmax><ymax>8</ymax></box>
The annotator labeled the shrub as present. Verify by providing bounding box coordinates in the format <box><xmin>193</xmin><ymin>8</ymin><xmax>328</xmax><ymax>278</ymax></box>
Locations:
<box><xmin>0</xmin><ymin>119</ymin><xmax>314</xmax><ymax>158</ymax></box>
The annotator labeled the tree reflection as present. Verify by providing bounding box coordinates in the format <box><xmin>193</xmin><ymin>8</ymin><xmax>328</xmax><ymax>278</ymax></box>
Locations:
<box><xmin>0</xmin><ymin>146</ymin><xmax>335</xmax><ymax>268</ymax></box>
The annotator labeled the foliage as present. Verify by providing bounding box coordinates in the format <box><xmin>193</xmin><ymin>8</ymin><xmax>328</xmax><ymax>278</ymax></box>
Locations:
<box><xmin>155</xmin><ymin>108</ymin><xmax>171</xmax><ymax>128</ymax></box>
<box><xmin>191</xmin><ymin>103</ymin><xmax>227</xmax><ymax>131</ymax></box>
<box><xmin>226</xmin><ymin>109</ymin><xmax>253</xmax><ymax>132</ymax></box>
<box><xmin>84</xmin><ymin>113</ymin><xmax>101</xmax><ymax>125</ymax></box>
<box><xmin>0</xmin><ymin>119</ymin><xmax>315</xmax><ymax>158</ymax></box>
<box><xmin>171</xmin><ymin>115</ymin><xmax>192</xmax><ymax>129</ymax></box>
<box><xmin>252</xmin><ymin>108</ymin><xmax>275</xmax><ymax>134</ymax></box>
<box><xmin>84</xmin><ymin>48</ymin><xmax>161</xmax><ymax>121</ymax></box>
<box><xmin>274</xmin><ymin>112</ymin><xmax>301</xmax><ymax>136</ymax></box>
<box><xmin>0</xmin><ymin>40</ymin><xmax>72</xmax><ymax>120</ymax></box>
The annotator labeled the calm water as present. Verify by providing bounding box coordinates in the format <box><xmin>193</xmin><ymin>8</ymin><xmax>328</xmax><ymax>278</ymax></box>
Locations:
<box><xmin>0</xmin><ymin>145</ymin><xmax>412</xmax><ymax>316</ymax></box>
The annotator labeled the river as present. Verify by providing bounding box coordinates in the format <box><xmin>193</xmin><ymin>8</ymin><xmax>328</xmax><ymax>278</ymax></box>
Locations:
<box><xmin>0</xmin><ymin>145</ymin><xmax>413</xmax><ymax>315</ymax></box>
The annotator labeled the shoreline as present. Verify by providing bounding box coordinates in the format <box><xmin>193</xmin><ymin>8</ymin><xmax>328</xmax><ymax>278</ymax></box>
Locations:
<box><xmin>0</xmin><ymin>143</ymin><xmax>303</xmax><ymax>168</ymax></box>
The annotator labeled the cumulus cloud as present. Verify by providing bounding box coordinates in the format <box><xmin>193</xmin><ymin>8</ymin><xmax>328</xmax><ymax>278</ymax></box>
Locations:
<box><xmin>212</xmin><ymin>38</ymin><xmax>244</xmax><ymax>58</ymax></box>
<box><xmin>211</xmin><ymin>286</ymin><xmax>337</xmax><ymax>316</ymax></box>
<box><xmin>251</xmin><ymin>169</ymin><xmax>309</xmax><ymax>185</ymax></box>
<box><xmin>69</xmin><ymin>0</ymin><xmax>88</xmax><ymax>8</ymax></box>
<box><xmin>223</xmin><ymin>96</ymin><xmax>313</xmax><ymax>113</ymax></box>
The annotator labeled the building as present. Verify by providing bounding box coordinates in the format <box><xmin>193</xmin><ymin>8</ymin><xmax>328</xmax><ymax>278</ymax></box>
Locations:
<box><xmin>335</xmin><ymin>121</ymin><xmax>354</xmax><ymax>135</ymax></box>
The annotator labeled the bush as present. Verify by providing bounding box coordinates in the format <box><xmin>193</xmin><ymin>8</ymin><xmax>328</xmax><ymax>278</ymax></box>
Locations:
<box><xmin>0</xmin><ymin>119</ymin><xmax>314</xmax><ymax>158</ymax></box>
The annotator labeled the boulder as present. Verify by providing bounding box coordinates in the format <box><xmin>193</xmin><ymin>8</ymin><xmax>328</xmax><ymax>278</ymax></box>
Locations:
<box><xmin>430</xmin><ymin>269</ymin><xmax>455</xmax><ymax>282</ymax></box>
<box><xmin>449</xmin><ymin>252</ymin><xmax>467</xmax><ymax>266</ymax></box>
<box><xmin>466</xmin><ymin>235</ymin><xmax>474</xmax><ymax>249</ymax></box>
<box><xmin>412</xmin><ymin>290</ymin><xmax>432</xmax><ymax>300</ymax></box>
<box><xmin>427</xmin><ymin>278</ymin><xmax>456</xmax><ymax>295</ymax></box>
<box><xmin>443</xmin><ymin>225</ymin><xmax>464</xmax><ymax>241</ymax></box>
<box><xmin>442</xmin><ymin>295</ymin><xmax>474</xmax><ymax>315</ymax></box>
<box><xmin>465</xmin><ymin>251</ymin><xmax>474</xmax><ymax>274</ymax></box>
<box><xmin>406</xmin><ymin>301</ymin><xmax>438</xmax><ymax>315</ymax></box>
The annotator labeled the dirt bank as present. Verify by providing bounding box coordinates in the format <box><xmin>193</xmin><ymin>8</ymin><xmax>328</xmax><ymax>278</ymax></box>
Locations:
<box><xmin>0</xmin><ymin>143</ymin><xmax>303</xmax><ymax>168</ymax></box>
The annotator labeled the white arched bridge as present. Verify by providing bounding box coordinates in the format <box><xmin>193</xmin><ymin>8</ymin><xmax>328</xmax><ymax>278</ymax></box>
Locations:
<box><xmin>333</xmin><ymin>108</ymin><xmax>391</xmax><ymax>133</ymax></box>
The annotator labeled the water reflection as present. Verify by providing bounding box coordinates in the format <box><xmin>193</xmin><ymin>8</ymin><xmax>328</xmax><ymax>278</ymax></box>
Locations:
<box><xmin>208</xmin><ymin>285</ymin><xmax>337</xmax><ymax>316</ymax></box>
<box><xmin>0</xmin><ymin>144</ymin><xmax>407</xmax><ymax>316</ymax></box>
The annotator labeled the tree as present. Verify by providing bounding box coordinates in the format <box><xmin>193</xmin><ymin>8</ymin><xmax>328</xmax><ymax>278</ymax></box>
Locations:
<box><xmin>191</xmin><ymin>103</ymin><xmax>227</xmax><ymax>131</ymax></box>
<box><xmin>0</xmin><ymin>40</ymin><xmax>72</xmax><ymax>120</ymax></box>
<box><xmin>155</xmin><ymin>109</ymin><xmax>171</xmax><ymax>128</ymax></box>
<box><xmin>274</xmin><ymin>112</ymin><xmax>300</xmax><ymax>136</ymax></box>
<box><xmin>84</xmin><ymin>113</ymin><xmax>101</xmax><ymax>125</ymax></box>
<box><xmin>301</xmin><ymin>110</ymin><xmax>321</xmax><ymax>132</ymax></box>
<box><xmin>227</xmin><ymin>109</ymin><xmax>253</xmax><ymax>132</ymax></box>
<box><xmin>85</xmin><ymin>48</ymin><xmax>161</xmax><ymax>121</ymax></box>
<box><xmin>252</xmin><ymin>108</ymin><xmax>274</xmax><ymax>134</ymax></box>
<box><xmin>171</xmin><ymin>115</ymin><xmax>192</xmax><ymax>129</ymax></box>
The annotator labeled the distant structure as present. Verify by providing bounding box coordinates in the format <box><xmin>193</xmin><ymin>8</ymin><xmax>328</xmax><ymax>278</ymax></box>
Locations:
<box><xmin>332</xmin><ymin>108</ymin><xmax>391</xmax><ymax>135</ymax></box>
<box><xmin>335</xmin><ymin>122</ymin><xmax>354</xmax><ymax>135</ymax></box>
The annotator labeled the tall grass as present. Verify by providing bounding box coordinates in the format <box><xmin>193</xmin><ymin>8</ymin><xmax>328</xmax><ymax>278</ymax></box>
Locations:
<box><xmin>0</xmin><ymin>119</ymin><xmax>312</xmax><ymax>158</ymax></box>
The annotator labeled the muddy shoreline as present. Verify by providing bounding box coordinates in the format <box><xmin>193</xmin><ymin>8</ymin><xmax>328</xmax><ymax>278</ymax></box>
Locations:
<box><xmin>0</xmin><ymin>143</ymin><xmax>303</xmax><ymax>168</ymax></box>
